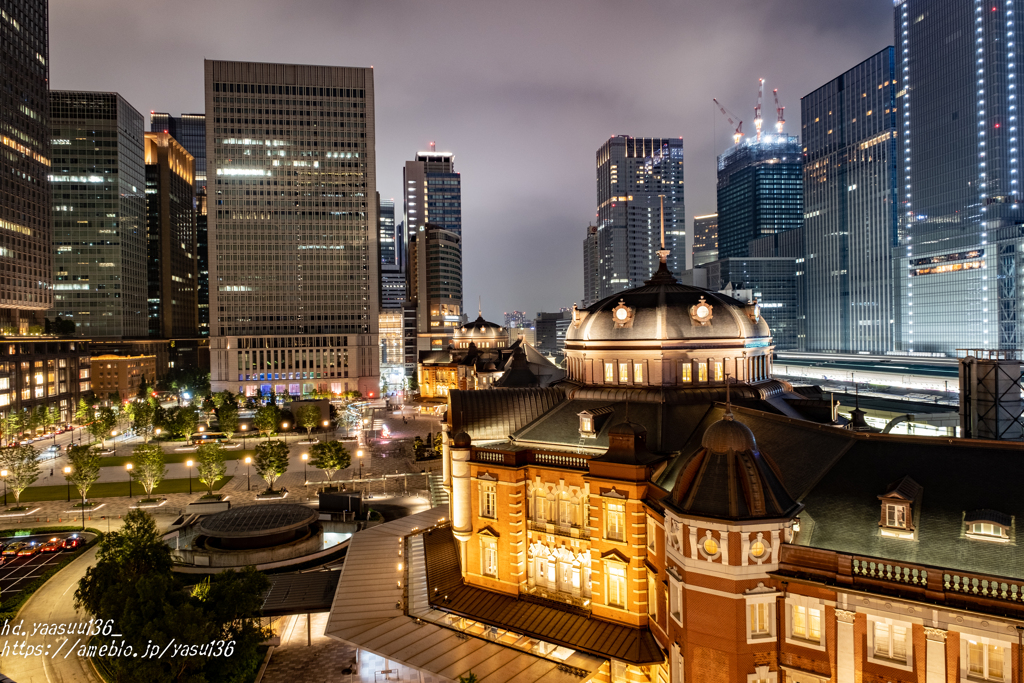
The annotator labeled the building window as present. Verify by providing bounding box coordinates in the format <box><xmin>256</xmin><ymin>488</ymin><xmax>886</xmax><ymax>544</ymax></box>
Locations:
<box><xmin>647</xmin><ymin>570</ymin><xmax>658</xmax><ymax>618</ymax></box>
<box><xmin>606</xmin><ymin>502</ymin><xmax>625</xmax><ymax>542</ymax></box>
<box><xmin>481</xmin><ymin>483</ymin><xmax>496</xmax><ymax>519</ymax></box>
<box><xmin>966</xmin><ymin>640</ymin><xmax>1006</xmax><ymax>680</ymax></box>
<box><xmin>647</xmin><ymin>518</ymin><xmax>657</xmax><ymax>554</ymax></box>
<box><xmin>634</xmin><ymin>363</ymin><xmax>643</xmax><ymax>383</ymax></box>
<box><xmin>669</xmin><ymin>576</ymin><xmax>683</xmax><ymax>625</ymax></box>
<box><xmin>604</xmin><ymin>362</ymin><xmax>614</xmax><ymax>383</ymax></box>
<box><xmin>680</xmin><ymin>362</ymin><xmax>692</xmax><ymax>383</ymax></box>
<box><xmin>871</xmin><ymin>621</ymin><xmax>908</xmax><ymax>664</ymax></box>
<box><xmin>697</xmin><ymin>362</ymin><xmax>708</xmax><ymax>382</ymax></box>
<box><xmin>606</xmin><ymin>562</ymin><xmax>627</xmax><ymax>608</ymax></box>
<box><xmin>558</xmin><ymin>498</ymin><xmax>578</xmax><ymax>527</ymax></box>
<box><xmin>480</xmin><ymin>537</ymin><xmax>497</xmax><ymax>578</ymax></box>
<box><xmin>619</xmin><ymin>362</ymin><xmax>629</xmax><ymax>384</ymax></box>
<box><xmin>749</xmin><ymin>603</ymin><xmax>770</xmax><ymax>636</ymax></box>
<box><xmin>791</xmin><ymin>604</ymin><xmax>821</xmax><ymax>643</ymax></box>
<box><xmin>713</xmin><ymin>361</ymin><xmax>723</xmax><ymax>382</ymax></box>
<box><xmin>886</xmin><ymin>503</ymin><xmax>907</xmax><ymax>529</ymax></box>
<box><xmin>580</xmin><ymin>414</ymin><xmax>594</xmax><ymax>435</ymax></box>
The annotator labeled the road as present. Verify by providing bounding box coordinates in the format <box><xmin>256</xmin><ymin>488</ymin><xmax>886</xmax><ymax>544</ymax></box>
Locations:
<box><xmin>0</xmin><ymin>541</ymin><xmax>103</xmax><ymax>683</ymax></box>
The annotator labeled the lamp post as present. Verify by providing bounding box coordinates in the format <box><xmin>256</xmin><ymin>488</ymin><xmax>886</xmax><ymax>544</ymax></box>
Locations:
<box><xmin>186</xmin><ymin>459</ymin><xmax>193</xmax><ymax>495</ymax></box>
<box><xmin>357</xmin><ymin>449</ymin><xmax>364</xmax><ymax>480</ymax></box>
<box><xmin>125</xmin><ymin>463</ymin><xmax>133</xmax><ymax>498</ymax></box>
<box><xmin>280</xmin><ymin>422</ymin><xmax>289</xmax><ymax>443</ymax></box>
<box><xmin>63</xmin><ymin>466</ymin><xmax>71</xmax><ymax>502</ymax></box>
<box><xmin>241</xmin><ymin>424</ymin><xmax>248</xmax><ymax>448</ymax></box>
<box><xmin>323</xmin><ymin>420</ymin><xmax>330</xmax><ymax>437</ymax></box>
<box><xmin>301</xmin><ymin>453</ymin><xmax>308</xmax><ymax>485</ymax></box>
<box><xmin>244</xmin><ymin>456</ymin><xmax>252</xmax><ymax>491</ymax></box>
<box><xmin>1</xmin><ymin>469</ymin><xmax>7</xmax><ymax>506</ymax></box>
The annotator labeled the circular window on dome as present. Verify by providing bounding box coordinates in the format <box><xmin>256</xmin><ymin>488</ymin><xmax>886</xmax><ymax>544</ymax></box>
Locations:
<box><xmin>611</xmin><ymin>299</ymin><xmax>634</xmax><ymax>328</ymax></box>
<box><xmin>749</xmin><ymin>534</ymin><xmax>771</xmax><ymax>563</ymax></box>
<box><xmin>698</xmin><ymin>531</ymin><xmax>721</xmax><ymax>560</ymax></box>
<box><xmin>703</xmin><ymin>537</ymin><xmax>719</xmax><ymax>555</ymax></box>
<box><xmin>690</xmin><ymin>296</ymin><xmax>714</xmax><ymax>327</ymax></box>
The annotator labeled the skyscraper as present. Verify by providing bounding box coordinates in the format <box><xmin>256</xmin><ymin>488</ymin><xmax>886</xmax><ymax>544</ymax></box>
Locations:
<box><xmin>204</xmin><ymin>60</ymin><xmax>379</xmax><ymax>397</ymax></box>
<box><xmin>692</xmin><ymin>213</ymin><xmax>719</xmax><ymax>267</ymax></box>
<box><xmin>150</xmin><ymin>112</ymin><xmax>209</xmax><ymax>336</ymax></box>
<box><xmin>404</xmin><ymin>150</ymin><xmax>462</xmax><ymax>353</ymax></box>
<box><xmin>582</xmin><ymin>224</ymin><xmax>600</xmax><ymax>306</ymax></box>
<box><xmin>145</xmin><ymin>132</ymin><xmax>198</xmax><ymax>338</ymax></box>
<box><xmin>379</xmin><ymin>197</ymin><xmax>397</xmax><ymax>266</ymax></box>
<box><xmin>802</xmin><ymin>48</ymin><xmax>898</xmax><ymax>354</ymax></box>
<box><xmin>378</xmin><ymin>196</ymin><xmax>405</xmax><ymax>309</ymax></box>
<box><xmin>590</xmin><ymin>136</ymin><xmax>685</xmax><ymax>300</ymax></box>
<box><xmin>716</xmin><ymin>135</ymin><xmax>802</xmax><ymax>259</ymax></box>
<box><xmin>895</xmin><ymin>0</ymin><xmax>1024</xmax><ymax>353</ymax></box>
<box><xmin>51</xmin><ymin>92</ymin><xmax>147</xmax><ymax>338</ymax></box>
<box><xmin>0</xmin><ymin>0</ymin><xmax>52</xmax><ymax>334</ymax></box>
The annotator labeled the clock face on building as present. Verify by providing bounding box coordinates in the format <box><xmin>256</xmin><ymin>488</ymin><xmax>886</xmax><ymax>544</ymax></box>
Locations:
<box><xmin>696</xmin><ymin>305</ymin><xmax>709</xmax><ymax>318</ymax></box>
<box><xmin>615</xmin><ymin>307</ymin><xmax>628</xmax><ymax>321</ymax></box>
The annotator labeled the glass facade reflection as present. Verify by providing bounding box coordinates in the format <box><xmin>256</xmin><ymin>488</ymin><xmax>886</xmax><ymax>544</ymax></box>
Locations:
<box><xmin>705</xmin><ymin>257</ymin><xmax>802</xmax><ymax>350</ymax></box>
<box><xmin>802</xmin><ymin>48</ymin><xmax>898</xmax><ymax>354</ymax></box>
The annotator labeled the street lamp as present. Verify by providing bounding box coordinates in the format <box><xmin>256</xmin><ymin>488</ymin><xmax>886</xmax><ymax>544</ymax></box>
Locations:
<box><xmin>241</xmin><ymin>424</ymin><xmax>248</xmax><ymax>448</ymax></box>
<box><xmin>125</xmin><ymin>463</ymin><xmax>133</xmax><ymax>498</ymax></box>
<box><xmin>244</xmin><ymin>456</ymin><xmax>252</xmax><ymax>491</ymax></box>
<box><xmin>186</xmin><ymin>459</ymin><xmax>194</xmax><ymax>495</ymax></box>
<box><xmin>301</xmin><ymin>453</ymin><xmax>308</xmax><ymax>484</ymax></box>
<box><xmin>63</xmin><ymin>466</ymin><xmax>71</xmax><ymax>502</ymax></box>
<box><xmin>357</xmin><ymin>449</ymin><xmax>364</xmax><ymax>480</ymax></box>
<box><xmin>1</xmin><ymin>469</ymin><xmax>7</xmax><ymax>506</ymax></box>
<box><xmin>280</xmin><ymin>422</ymin><xmax>289</xmax><ymax>443</ymax></box>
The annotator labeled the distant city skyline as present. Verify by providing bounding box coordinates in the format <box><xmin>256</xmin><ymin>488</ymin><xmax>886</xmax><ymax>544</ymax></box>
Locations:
<box><xmin>48</xmin><ymin>0</ymin><xmax>894</xmax><ymax>318</ymax></box>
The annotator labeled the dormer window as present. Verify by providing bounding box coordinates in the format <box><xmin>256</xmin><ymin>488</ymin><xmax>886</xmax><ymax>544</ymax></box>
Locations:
<box><xmin>878</xmin><ymin>476</ymin><xmax>921</xmax><ymax>540</ymax></box>
<box><xmin>965</xmin><ymin>509</ymin><xmax>1013</xmax><ymax>543</ymax></box>
<box><xmin>580</xmin><ymin>415</ymin><xmax>594</xmax><ymax>435</ymax></box>
<box><xmin>578</xmin><ymin>406</ymin><xmax>614</xmax><ymax>438</ymax></box>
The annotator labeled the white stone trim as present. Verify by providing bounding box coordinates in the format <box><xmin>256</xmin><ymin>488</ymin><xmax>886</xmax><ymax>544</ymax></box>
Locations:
<box><xmin>744</xmin><ymin>588</ymin><xmax>777</xmax><ymax>644</ymax></box>
<box><xmin>747</xmin><ymin>667</ymin><xmax>778</xmax><ymax>683</ymax></box>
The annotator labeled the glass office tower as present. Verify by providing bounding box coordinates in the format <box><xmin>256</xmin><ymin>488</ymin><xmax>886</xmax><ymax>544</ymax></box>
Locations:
<box><xmin>716</xmin><ymin>135</ymin><xmax>802</xmax><ymax>259</ymax></box>
<box><xmin>591</xmin><ymin>136</ymin><xmax>685</xmax><ymax>300</ymax></box>
<box><xmin>50</xmin><ymin>92</ymin><xmax>147</xmax><ymax>338</ymax></box>
<box><xmin>896</xmin><ymin>0</ymin><xmax>1024</xmax><ymax>353</ymax></box>
<box><xmin>151</xmin><ymin>112</ymin><xmax>208</xmax><ymax>336</ymax></box>
<box><xmin>692</xmin><ymin>213</ymin><xmax>719</xmax><ymax>267</ymax></box>
<box><xmin>802</xmin><ymin>48</ymin><xmax>898</xmax><ymax>354</ymax></box>
<box><xmin>205</xmin><ymin>60</ymin><xmax>379</xmax><ymax>397</ymax></box>
<box><xmin>0</xmin><ymin>0</ymin><xmax>52</xmax><ymax>333</ymax></box>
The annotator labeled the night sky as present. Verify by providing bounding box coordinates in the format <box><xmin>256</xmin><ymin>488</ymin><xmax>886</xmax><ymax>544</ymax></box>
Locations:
<box><xmin>50</xmin><ymin>0</ymin><xmax>893</xmax><ymax>322</ymax></box>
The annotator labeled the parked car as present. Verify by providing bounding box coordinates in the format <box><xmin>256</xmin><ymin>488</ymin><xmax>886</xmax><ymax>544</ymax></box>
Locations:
<box><xmin>17</xmin><ymin>543</ymin><xmax>39</xmax><ymax>557</ymax></box>
<box><xmin>61</xmin><ymin>536</ymin><xmax>84</xmax><ymax>551</ymax></box>
<box><xmin>39</xmin><ymin>538</ymin><xmax>63</xmax><ymax>553</ymax></box>
<box><xmin>3</xmin><ymin>542</ymin><xmax>27</xmax><ymax>556</ymax></box>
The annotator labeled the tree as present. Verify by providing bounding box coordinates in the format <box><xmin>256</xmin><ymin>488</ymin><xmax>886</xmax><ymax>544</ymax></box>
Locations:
<box><xmin>295</xmin><ymin>403</ymin><xmax>321</xmax><ymax>439</ymax></box>
<box><xmin>0</xmin><ymin>412</ymin><xmax>21</xmax><ymax>447</ymax></box>
<box><xmin>129</xmin><ymin>443</ymin><xmax>166</xmax><ymax>498</ymax></box>
<box><xmin>66</xmin><ymin>444</ymin><xmax>102</xmax><ymax>502</ymax></box>
<box><xmin>0</xmin><ymin>445</ymin><xmax>39</xmax><ymax>505</ymax></box>
<box><xmin>114</xmin><ymin>405</ymin><xmax>131</xmax><ymax>439</ymax></box>
<box><xmin>433</xmin><ymin>430</ymin><xmax>444</xmax><ymax>457</ymax></box>
<box><xmin>413</xmin><ymin>435</ymin><xmax>426</xmax><ymax>459</ymax></box>
<box><xmin>217</xmin><ymin>401</ymin><xmax>239</xmax><ymax>441</ymax></box>
<box><xmin>195</xmin><ymin>442</ymin><xmax>227</xmax><ymax>496</ymax></box>
<box><xmin>192</xmin><ymin>444</ymin><xmax>225</xmax><ymax>497</ymax></box>
<box><xmin>107</xmin><ymin>390</ymin><xmax>122</xmax><ymax>407</ymax></box>
<box><xmin>408</xmin><ymin>373</ymin><xmax>419</xmax><ymax>392</ymax></box>
<box><xmin>166</xmin><ymin>366</ymin><xmax>211</xmax><ymax>400</ymax></box>
<box><xmin>253</xmin><ymin>440</ymin><xmax>289</xmax><ymax>492</ymax></box>
<box><xmin>136</xmin><ymin>375</ymin><xmax>150</xmax><ymax>401</ymax></box>
<box><xmin>88</xmin><ymin>406</ymin><xmax>116</xmax><ymax>446</ymax></box>
<box><xmin>175</xmin><ymin>406</ymin><xmax>199</xmax><ymax>442</ymax></box>
<box><xmin>128</xmin><ymin>400</ymin><xmax>155</xmax><ymax>442</ymax></box>
<box><xmin>30</xmin><ymin>405</ymin><xmax>46</xmax><ymax>435</ymax></box>
<box><xmin>253</xmin><ymin>404</ymin><xmax>280</xmax><ymax>439</ymax></box>
<box><xmin>308</xmin><ymin>440</ymin><xmax>350</xmax><ymax>484</ymax></box>
<box><xmin>74</xmin><ymin>398</ymin><xmax>92</xmax><ymax>427</ymax></box>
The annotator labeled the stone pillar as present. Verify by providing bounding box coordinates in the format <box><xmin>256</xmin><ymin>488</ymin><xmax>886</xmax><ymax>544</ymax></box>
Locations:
<box><xmin>924</xmin><ymin>627</ymin><xmax>947</xmax><ymax>683</ymax></box>
<box><xmin>441</xmin><ymin>422</ymin><xmax>452</xmax><ymax>493</ymax></box>
<box><xmin>835</xmin><ymin>609</ymin><xmax>856</xmax><ymax>683</ymax></box>
<box><xmin>450</xmin><ymin>432</ymin><xmax>473</xmax><ymax>569</ymax></box>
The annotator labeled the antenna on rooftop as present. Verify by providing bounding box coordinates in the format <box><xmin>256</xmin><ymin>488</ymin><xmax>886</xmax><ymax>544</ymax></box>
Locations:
<box><xmin>429</xmin><ymin>141</ymin><xmax>436</xmax><ymax>152</ymax></box>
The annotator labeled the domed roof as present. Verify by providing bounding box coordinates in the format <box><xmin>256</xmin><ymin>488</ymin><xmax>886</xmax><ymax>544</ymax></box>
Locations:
<box><xmin>701</xmin><ymin>412</ymin><xmax>757</xmax><ymax>453</ymax></box>
<box><xmin>566</xmin><ymin>274</ymin><xmax>770</xmax><ymax>344</ymax></box>
<box><xmin>456</xmin><ymin>315</ymin><xmax>505</xmax><ymax>339</ymax></box>
<box><xmin>665</xmin><ymin>411</ymin><xmax>799</xmax><ymax>520</ymax></box>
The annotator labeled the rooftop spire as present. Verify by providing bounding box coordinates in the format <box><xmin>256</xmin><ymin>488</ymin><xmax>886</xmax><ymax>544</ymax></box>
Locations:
<box><xmin>724</xmin><ymin>372</ymin><xmax>734</xmax><ymax>420</ymax></box>
<box><xmin>646</xmin><ymin>194</ymin><xmax>676</xmax><ymax>285</ymax></box>
<box><xmin>478</xmin><ymin>296</ymin><xmax>482</xmax><ymax>318</ymax></box>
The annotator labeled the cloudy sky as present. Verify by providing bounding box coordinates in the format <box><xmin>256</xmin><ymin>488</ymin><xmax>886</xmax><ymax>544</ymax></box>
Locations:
<box><xmin>51</xmin><ymin>0</ymin><xmax>893</xmax><ymax>322</ymax></box>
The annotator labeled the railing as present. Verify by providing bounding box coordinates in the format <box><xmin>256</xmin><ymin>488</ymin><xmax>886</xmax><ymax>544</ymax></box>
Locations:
<box><xmin>944</xmin><ymin>572</ymin><xmax>1024</xmax><ymax>602</ymax></box>
<box><xmin>527</xmin><ymin>520</ymin><xmax>590</xmax><ymax>540</ymax></box>
<box><xmin>520</xmin><ymin>587</ymin><xmax>592</xmax><ymax>615</ymax></box>
<box><xmin>473</xmin><ymin>451</ymin><xmax>505</xmax><ymax>464</ymax></box>
<box><xmin>532</xmin><ymin>453</ymin><xmax>588</xmax><ymax>469</ymax></box>
<box><xmin>853</xmin><ymin>559</ymin><xmax>928</xmax><ymax>587</ymax></box>
<box><xmin>468</xmin><ymin>449</ymin><xmax>591</xmax><ymax>470</ymax></box>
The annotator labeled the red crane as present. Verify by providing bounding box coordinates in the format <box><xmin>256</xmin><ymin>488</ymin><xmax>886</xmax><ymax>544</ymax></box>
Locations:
<box><xmin>713</xmin><ymin>98</ymin><xmax>744</xmax><ymax>145</ymax></box>
<box><xmin>773</xmin><ymin>89</ymin><xmax>786</xmax><ymax>134</ymax></box>
<box><xmin>754</xmin><ymin>78</ymin><xmax>765</xmax><ymax>141</ymax></box>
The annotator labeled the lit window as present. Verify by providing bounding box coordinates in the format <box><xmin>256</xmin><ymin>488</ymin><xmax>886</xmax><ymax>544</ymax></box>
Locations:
<box><xmin>634</xmin><ymin>363</ymin><xmax>643</xmax><ymax>383</ymax></box>
<box><xmin>968</xmin><ymin>641</ymin><xmax>1005</xmax><ymax>680</ymax></box>
<box><xmin>873</xmin><ymin>621</ymin><xmax>908</xmax><ymax>662</ymax></box>
<box><xmin>580</xmin><ymin>415</ymin><xmax>593</xmax><ymax>435</ymax></box>
<box><xmin>669</xmin><ymin>578</ymin><xmax>683</xmax><ymax>624</ymax></box>
<box><xmin>702</xmin><ymin>537</ymin><xmax>719</xmax><ymax>556</ymax></box>
<box><xmin>481</xmin><ymin>483</ymin><xmax>496</xmax><ymax>519</ymax></box>
<box><xmin>647</xmin><ymin>518</ymin><xmax>657</xmax><ymax>554</ymax></box>
<box><xmin>792</xmin><ymin>605</ymin><xmax>821</xmax><ymax>641</ymax></box>
<box><xmin>606</xmin><ymin>502</ymin><xmax>625</xmax><ymax>542</ymax></box>
<box><xmin>680</xmin><ymin>362</ymin><xmax>692</xmax><ymax>383</ymax></box>
<box><xmin>714</xmin><ymin>361</ymin><xmax>723</xmax><ymax>382</ymax></box>
<box><xmin>604</xmin><ymin>362</ymin><xmax>614</xmax><ymax>383</ymax></box>
<box><xmin>886</xmin><ymin>503</ymin><xmax>907</xmax><ymax>528</ymax></box>
<box><xmin>750</xmin><ymin>603</ymin><xmax>771</xmax><ymax>636</ymax></box>
<box><xmin>619</xmin><ymin>362</ymin><xmax>629</xmax><ymax>383</ymax></box>
<box><xmin>481</xmin><ymin>537</ymin><xmax>497</xmax><ymax>577</ymax></box>
<box><xmin>647</xmin><ymin>570</ymin><xmax>658</xmax><ymax>618</ymax></box>
<box><xmin>607</xmin><ymin>562</ymin><xmax>627</xmax><ymax>608</ymax></box>
<box><xmin>559</xmin><ymin>499</ymin><xmax>577</xmax><ymax>526</ymax></box>
<box><xmin>697</xmin><ymin>362</ymin><xmax>708</xmax><ymax>382</ymax></box>
<box><xmin>750</xmin><ymin>539</ymin><xmax>767</xmax><ymax>559</ymax></box>
<box><xmin>971</xmin><ymin>522</ymin><xmax>1006</xmax><ymax>538</ymax></box>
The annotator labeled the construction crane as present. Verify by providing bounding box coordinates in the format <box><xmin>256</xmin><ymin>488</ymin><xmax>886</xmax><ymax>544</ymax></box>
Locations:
<box><xmin>713</xmin><ymin>98</ymin><xmax>744</xmax><ymax>145</ymax></box>
<box><xmin>773</xmin><ymin>89</ymin><xmax>786</xmax><ymax>134</ymax></box>
<box><xmin>754</xmin><ymin>78</ymin><xmax>765</xmax><ymax>141</ymax></box>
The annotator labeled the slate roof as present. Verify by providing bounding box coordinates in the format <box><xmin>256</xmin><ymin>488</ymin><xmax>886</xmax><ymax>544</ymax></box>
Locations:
<box><xmin>422</xmin><ymin>526</ymin><xmax>664</xmax><ymax>665</ymax></box>
<box><xmin>450</xmin><ymin>387</ymin><xmax>566</xmax><ymax>442</ymax></box>
<box><xmin>261</xmin><ymin>571</ymin><xmax>341</xmax><ymax>617</ymax></box>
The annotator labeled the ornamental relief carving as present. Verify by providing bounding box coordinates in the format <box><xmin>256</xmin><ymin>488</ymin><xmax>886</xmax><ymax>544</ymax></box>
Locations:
<box><xmin>835</xmin><ymin>609</ymin><xmax>857</xmax><ymax>624</ymax></box>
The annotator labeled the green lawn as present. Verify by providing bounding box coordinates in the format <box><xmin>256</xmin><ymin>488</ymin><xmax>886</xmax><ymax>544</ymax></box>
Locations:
<box><xmin>10</xmin><ymin>476</ymin><xmax>232</xmax><ymax>504</ymax></box>
<box><xmin>97</xmin><ymin>449</ymin><xmax>249</xmax><ymax>468</ymax></box>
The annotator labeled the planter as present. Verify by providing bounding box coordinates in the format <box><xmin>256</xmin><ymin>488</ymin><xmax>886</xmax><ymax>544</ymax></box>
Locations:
<box><xmin>256</xmin><ymin>491</ymin><xmax>289</xmax><ymax>501</ymax></box>
<box><xmin>65</xmin><ymin>502</ymin><xmax>105</xmax><ymax>514</ymax></box>
<box><xmin>185</xmin><ymin>499</ymin><xmax>231</xmax><ymax>515</ymax></box>
<box><xmin>130</xmin><ymin>499</ymin><xmax>167</xmax><ymax>509</ymax></box>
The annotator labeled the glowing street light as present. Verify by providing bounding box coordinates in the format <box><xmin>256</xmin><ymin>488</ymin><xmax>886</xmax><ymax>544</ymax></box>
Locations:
<box><xmin>241</xmin><ymin>424</ymin><xmax>248</xmax><ymax>448</ymax></box>
<box><xmin>357</xmin><ymin>449</ymin><xmax>364</xmax><ymax>480</ymax></box>
<box><xmin>244</xmin><ymin>456</ymin><xmax>252</xmax><ymax>491</ymax></box>
<box><xmin>186</xmin><ymin>459</ymin><xmax>194</xmax><ymax>494</ymax></box>
<box><xmin>125</xmin><ymin>462</ymin><xmax>133</xmax><ymax>498</ymax></box>
<box><xmin>301</xmin><ymin>452</ymin><xmax>308</xmax><ymax>484</ymax></box>
<box><xmin>63</xmin><ymin>465</ymin><xmax>72</xmax><ymax>502</ymax></box>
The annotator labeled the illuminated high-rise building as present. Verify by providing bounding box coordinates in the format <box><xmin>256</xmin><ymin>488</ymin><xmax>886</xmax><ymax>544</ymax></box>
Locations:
<box><xmin>50</xmin><ymin>91</ymin><xmax>147</xmax><ymax>338</ymax></box>
<box><xmin>590</xmin><ymin>136</ymin><xmax>685</xmax><ymax>301</ymax></box>
<box><xmin>692</xmin><ymin>213</ymin><xmax>719</xmax><ymax>267</ymax></box>
<box><xmin>205</xmin><ymin>60</ymin><xmax>379</xmax><ymax>397</ymax></box>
